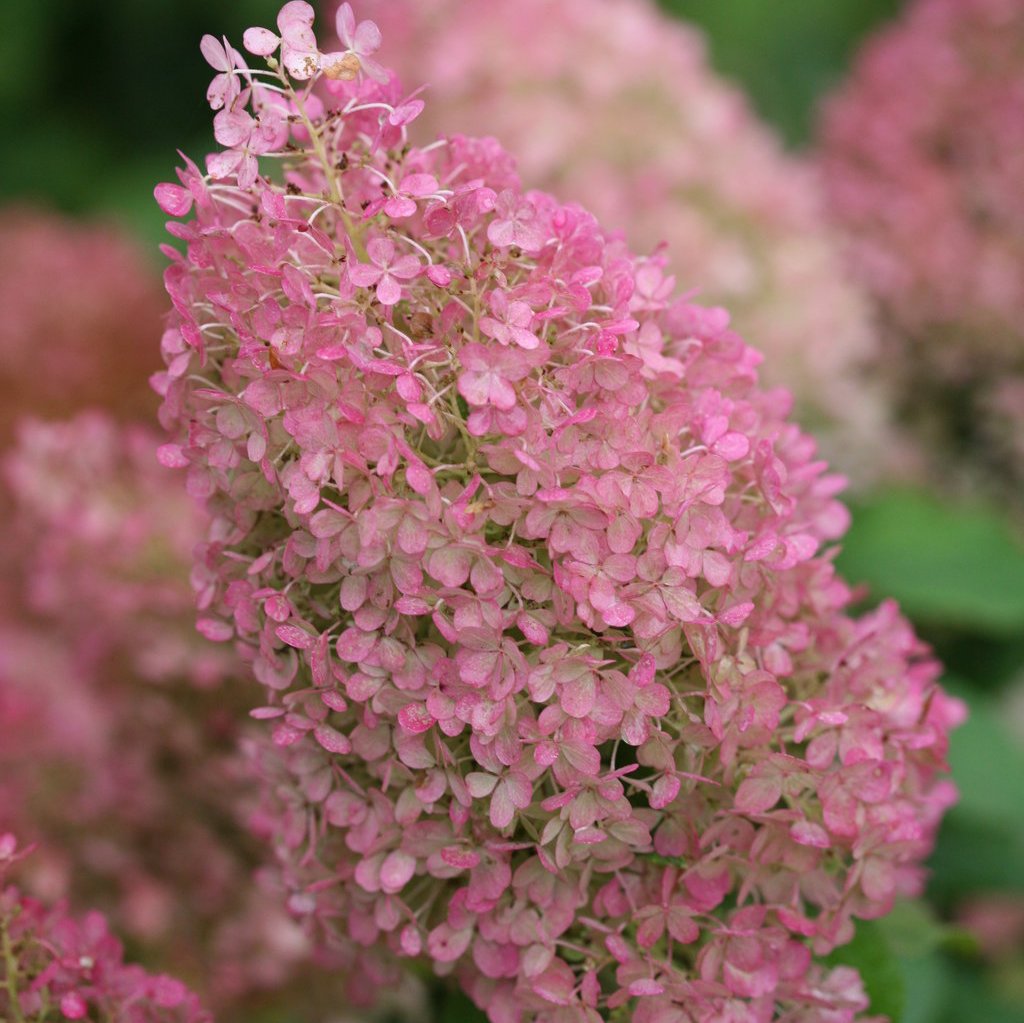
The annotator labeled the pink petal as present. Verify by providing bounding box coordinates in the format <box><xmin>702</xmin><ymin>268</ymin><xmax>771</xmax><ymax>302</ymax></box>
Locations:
<box><xmin>275</xmin><ymin>623</ymin><xmax>314</xmax><ymax>649</ymax></box>
<box><xmin>353</xmin><ymin>19</ymin><xmax>382</xmax><ymax>56</ymax></box>
<box><xmin>243</xmin><ymin>27</ymin><xmax>280</xmax><ymax>55</ymax></box>
<box><xmin>490</xmin><ymin>782</ymin><xmax>515</xmax><ymax>829</ymax></box>
<box><xmin>384</xmin><ymin>196</ymin><xmax>417</xmax><ymax>219</ymax></box>
<box><xmin>376</xmin><ymin>275</ymin><xmax>403</xmax><ymax>305</ymax></box>
<box><xmin>428</xmin><ymin>923</ymin><xmax>472</xmax><ymax>963</ymax></box>
<box><xmin>282</xmin><ymin>46</ymin><xmax>320</xmax><ymax>80</ymax></box>
<box><xmin>390</xmin><ymin>254</ymin><xmax>423</xmax><ymax>279</ymax></box>
<box><xmin>348</xmin><ymin>263</ymin><xmax>382</xmax><ymax>288</ymax></box>
<box><xmin>335</xmin><ymin>2</ymin><xmax>356</xmax><ymax>46</ymax></box>
<box><xmin>466</xmin><ymin>772</ymin><xmax>499</xmax><ymax>798</ymax></box>
<box><xmin>457</xmin><ymin>369</ymin><xmax>493</xmax><ymax>408</ymax></box>
<box><xmin>366</xmin><ymin>236</ymin><xmax>395</xmax><ymax>264</ymax></box>
<box><xmin>790</xmin><ymin>821</ymin><xmax>830</xmax><ymax>848</ymax></box>
<box><xmin>156</xmin><ymin>442</ymin><xmax>189</xmax><ymax>467</ymax></box>
<box><xmin>441</xmin><ymin>847</ymin><xmax>481</xmax><ymax>870</ymax></box>
<box><xmin>277</xmin><ymin>0</ymin><xmax>315</xmax><ymax>32</ymax></box>
<box><xmin>426</xmin><ymin>264</ymin><xmax>452</xmax><ymax>286</ymax></box>
<box><xmin>154</xmin><ymin>183</ymin><xmax>193</xmax><ymax>217</ymax></box>
<box><xmin>358</xmin><ymin>54</ymin><xmax>388</xmax><ymax>84</ymax></box>
<box><xmin>314</xmin><ymin>724</ymin><xmax>352</xmax><ymax>755</ymax></box>
<box><xmin>629</xmin><ymin>979</ymin><xmax>665</xmax><ymax>997</ymax></box>
<box><xmin>213</xmin><ymin>108</ymin><xmax>254</xmax><ymax>148</ymax></box>
<box><xmin>400</xmin><ymin>173</ymin><xmax>438</xmax><ymax>197</ymax></box>
<box><xmin>60</xmin><ymin>993</ymin><xmax>88</xmax><ymax>1020</ymax></box>
<box><xmin>561</xmin><ymin>673</ymin><xmax>596</xmax><ymax>718</ymax></box>
<box><xmin>199</xmin><ymin>34</ymin><xmax>230</xmax><ymax>71</ymax></box>
<box><xmin>398</xmin><ymin>702</ymin><xmax>434</xmax><ymax>734</ymax></box>
<box><xmin>487</xmin><ymin>375</ymin><xmax>517</xmax><ymax>411</ymax></box>
<box><xmin>428</xmin><ymin>545</ymin><xmax>473</xmax><ymax>587</ymax></box>
<box><xmin>533</xmin><ymin>961</ymin><xmax>575</xmax><ymax>1005</ymax></box>
<box><xmin>734</xmin><ymin>774</ymin><xmax>782</xmax><ymax>814</ymax></box>
<box><xmin>379</xmin><ymin>850</ymin><xmax>416</xmax><ymax>893</ymax></box>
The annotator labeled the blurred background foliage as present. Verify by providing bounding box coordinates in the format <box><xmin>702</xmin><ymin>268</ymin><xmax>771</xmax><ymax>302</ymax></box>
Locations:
<box><xmin>1</xmin><ymin>0</ymin><xmax>1021</xmax><ymax>1020</ymax></box>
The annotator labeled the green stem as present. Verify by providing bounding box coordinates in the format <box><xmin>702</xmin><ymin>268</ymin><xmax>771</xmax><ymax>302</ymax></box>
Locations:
<box><xmin>1</xmin><ymin>919</ymin><xmax>27</xmax><ymax>1023</ymax></box>
<box><xmin>279</xmin><ymin>71</ymin><xmax>369</xmax><ymax>262</ymax></box>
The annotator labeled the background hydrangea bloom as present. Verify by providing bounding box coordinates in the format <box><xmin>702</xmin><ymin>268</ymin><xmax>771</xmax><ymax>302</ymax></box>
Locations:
<box><xmin>0</xmin><ymin>414</ymin><xmax>341</xmax><ymax>1018</ymax></box>
<box><xmin>0</xmin><ymin>208</ymin><xmax>163</xmax><ymax>446</ymax></box>
<box><xmin>324</xmin><ymin>0</ymin><xmax>892</xmax><ymax>482</ymax></box>
<box><xmin>154</xmin><ymin>6</ymin><xmax>962</xmax><ymax>1020</ymax></box>
<box><xmin>0</xmin><ymin>834</ymin><xmax>210</xmax><ymax>1023</ymax></box>
<box><xmin>817</xmin><ymin>0</ymin><xmax>1024</xmax><ymax>505</ymax></box>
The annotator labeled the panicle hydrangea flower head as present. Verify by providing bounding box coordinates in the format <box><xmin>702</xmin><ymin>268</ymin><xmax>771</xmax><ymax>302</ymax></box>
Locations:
<box><xmin>154</xmin><ymin>5</ymin><xmax>963</xmax><ymax>1019</ymax></box>
<box><xmin>320</xmin><ymin>0</ymin><xmax>891</xmax><ymax>482</ymax></box>
<box><xmin>0</xmin><ymin>414</ymin><xmax>332</xmax><ymax>1016</ymax></box>
<box><xmin>0</xmin><ymin>834</ymin><xmax>210</xmax><ymax>1023</ymax></box>
<box><xmin>818</xmin><ymin>0</ymin><xmax>1024</xmax><ymax>504</ymax></box>
<box><xmin>0</xmin><ymin>208</ymin><xmax>163</xmax><ymax>446</ymax></box>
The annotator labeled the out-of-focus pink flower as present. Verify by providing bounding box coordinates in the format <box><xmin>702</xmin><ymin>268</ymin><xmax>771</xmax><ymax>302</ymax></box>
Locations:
<box><xmin>326</xmin><ymin>0</ymin><xmax>890</xmax><ymax>484</ymax></box>
<box><xmin>0</xmin><ymin>207</ymin><xmax>163</xmax><ymax>445</ymax></box>
<box><xmin>0</xmin><ymin>415</ymin><xmax>342</xmax><ymax>1020</ymax></box>
<box><xmin>818</xmin><ymin>0</ymin><xmax>1024</xmax><ymax>505</ymax></box>
<box><xmin>154</xmin><ymin>6</ymin><xmax>962</xmax><ymax>1021</ymax></box>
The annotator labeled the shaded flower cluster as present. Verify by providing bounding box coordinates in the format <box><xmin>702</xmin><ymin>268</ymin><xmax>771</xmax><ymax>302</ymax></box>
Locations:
<box><xmin>0</xmin><ymin>414</ymin><xmax>318</xmax><ymax>1014</ymax></box>
<box><xmin>155</xmin><ymin>5</ymin><xmax>962</xmax><ymax>1020</ymax></box>
<box><xmin>817</xmin><ymin>0</ymin><xmax>1024</xmax><ymax>504</ymax></box>
<box><xmin>327</xmin><ymin>0</ymin><xmax>890</xmax><ymax>482</ymax></box>
<box><xmin>0</xmin><ymin>208</ymin><xmax>163</xmax><ymax>446</ymax></box>
<box><xmin>0</xmin><ymin>835</ymin><xmax>209</xmax><ymax>1023</ymax></box>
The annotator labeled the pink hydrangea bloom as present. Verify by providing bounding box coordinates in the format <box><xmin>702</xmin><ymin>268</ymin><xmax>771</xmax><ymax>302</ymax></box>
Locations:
<box><xmin>0</xmin><ymin>414</ymin><xmax>334</xmax><ymax>1018</ymax></box>
<box><xmin>818</xmin><ymin>0</ymin><xmax>1024</xmax><ymax>503</ymax></box>
<box><xmin>0</xmin><ymin>207</ymin><xmax>163</xmax><ymax>445</ymax></box>
<box><xmin>0</xmin><ymin>834</ymin><xmax>210</xmax><ymax>1022</ymax></box>
<box><xmin>155</xmin><ymin>7</ymin><xmax>962</xmax><ymax>1020</ymax></box>
<box><xmin>323</xmin><ymin>0</ymin><xmax>890</xmax><ymax>482</ymax></box>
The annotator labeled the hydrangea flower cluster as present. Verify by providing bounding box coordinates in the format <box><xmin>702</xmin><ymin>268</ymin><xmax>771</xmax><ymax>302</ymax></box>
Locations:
<box><xmin>0</xmin><ymin>834</ymin><xmax>209</xmax><ymax>1023</ymax></box>
<box><xmin>324</xmin><ymin>0</ymin><xmax>890</xmax><ymax>481</ymax></box>
<box><xmin>0</xmin><ymin>414</ymin><xmax>322</xmax><ymax>1015</ymax></box>
<box><xmin>155</xmin><ymin>5</ymin><xmax>962</xmax><ymax>1019</ymax></box>
<box><xmin>0</xmin><ymin>208</ymin><xmax>163</xmax><ymax>445</ymax></box>
<box><xmin>817</xmin><ymin>0</ymin><xmax>1024</xmax><ymax>504</ymax></box>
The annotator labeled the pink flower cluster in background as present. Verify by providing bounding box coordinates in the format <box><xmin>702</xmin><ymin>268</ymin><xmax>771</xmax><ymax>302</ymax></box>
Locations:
<box><xmin>326</xmin><ymin>0</ymin><xmax>892</xmax><ymax>482</ymax></box>
<box><xmin>818</xmin><ymin>0</ymin><xmax>1024</xmax><ymax>504</ymax></box>
<box><xmin>0</xmin><ymin>834</ymin><xmax>209</xmax><ymax>1023</ymax></box>
<box><xmin>0</xmin><ymin>413</ymin><xmax>328</xmax><ymax>1016</ymax></box>
<box><xmin>0</xmin><ymin>208</ymin><xmax>163</xmax><ymax>446</ymax></box>
<box><xmin>153</xmin><ymin>5</ymin><xmax>962</xmax><ymax>1019</ymax></box>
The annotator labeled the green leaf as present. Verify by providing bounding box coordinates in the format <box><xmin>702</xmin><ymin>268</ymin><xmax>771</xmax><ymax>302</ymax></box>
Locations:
<box><xmin>437</xmin><ymin>986</ymin><xmax>488</xmax><ymax>1023</ymax></box>
<box><xmin>929</xmin><ymin>815</ymin><xmax>1024</xmax><ymax>905</ymax></box>
<box><xmin>879</xmin><ymin>902</ymin><xmax>949</xmax><ymax>959</ymax></box>
<box><xmin>836</xmin><ymin>489</ymin><xmax>1024</xmax><ymax>634</ymax></box>
<box><xmin>934</xmin><ymin>960</ymin><xmax>1024</xmax><ymax>1023</ymax></box>
<box><xmin>944</xmin><ymin>685</ymin><xmax>1024</xmax><ymax>827</ymax></box>
<box><xmin>827</xmin><ymin>919</ymin><xmax>906</xmax><ymax>1022</ymax></box>
<box><xmin>658</xmin><ymin>0</ymin><xmax>901</xmax><ymax>145</ymax></box>
<box><xmin>897</xmin><ymin>949</ymin><xmax>952</xmax><ymax>1023</ymax></box>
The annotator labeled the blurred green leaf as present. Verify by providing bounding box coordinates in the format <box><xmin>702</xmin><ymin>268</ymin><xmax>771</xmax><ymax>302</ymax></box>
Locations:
<box><xmin>945</xmin><ymin>684</ymin><xmax>1024</xmax><ymax>827</ymax></box>
<box><xmin>436</xmin><ymin>986</ymin><xmax>487</xmax><ymax>1023</ymax></box>
<box><xmin>827</xmin><ymin>919</ymin><xmax>906</xmax><ymax>1022</ymax></box>
<box><xmin>659</xmin><ymin>0</ymin><xmax>901</xmax><ymax>145</ymax></box>
<box><xmin>837</xmin><ymin>489</ymin><xmax>1024</xmax><ymax>634</ymax></box>
<box><xmin>881</xmin><ymin>902</ymin><xmax>950</xmax><ymax>959</ymax></box>
<box><xmin>898</xmin><ymin>949</ymin><xmax>952</xmax><ymax>1023</ymax></box>
<box><xmin>935</xmin><ymin>960</ymin><xmax>1024</xmax><ymax>1023</ymax></box>
<box><xmin>929</xmin><ymin>815</ymin><xmax>1024</xmax><ymax>906</ymax></box>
